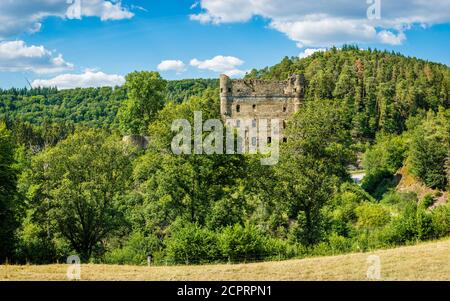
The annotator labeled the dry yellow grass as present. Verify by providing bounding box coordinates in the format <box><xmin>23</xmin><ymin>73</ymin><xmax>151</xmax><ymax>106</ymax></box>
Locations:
<box><xmin>1</xmin><ymin>239</ymin><xmax>449</xmax><ymax>281</ymax></box>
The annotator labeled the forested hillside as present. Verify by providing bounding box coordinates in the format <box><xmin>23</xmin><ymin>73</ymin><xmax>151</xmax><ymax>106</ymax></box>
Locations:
<box><xmin>0</xmin><ymin>79</ymin><xmax>218</xmax><ymax>128</ymax></box>
<box><xmin>0</xmin><ymin>48</ymin><xmax>448</xmax><ymax>265</ymax></box>
<box><xmin>247</xmin><ymin>45</ymin><xmax>449</xmax><ymax>140</ymax></box>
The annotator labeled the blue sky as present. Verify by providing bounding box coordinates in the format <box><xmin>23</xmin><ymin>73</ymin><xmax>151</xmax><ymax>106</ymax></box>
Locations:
<box><xmin>0</xmin><ymin>0</ymin><xmax>449</xmax><ymax>89</ymax></box>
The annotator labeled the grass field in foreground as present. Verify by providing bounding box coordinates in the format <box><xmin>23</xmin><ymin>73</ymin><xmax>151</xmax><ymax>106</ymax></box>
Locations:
<box><xmin>1</xmin><ymin>238</ymin><xmax>449</xmax><ymax>281</ymax></box>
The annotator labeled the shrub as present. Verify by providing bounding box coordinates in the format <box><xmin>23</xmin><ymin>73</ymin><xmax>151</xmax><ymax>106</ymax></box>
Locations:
<box><xmin>355</xmin><ymin>202</ymin><xmax>391</xmax><ymax>230</ymax></box>
<box><xmin>218</xmin><ymin>223</ymin><xmax>269</xmax><ymax>263</ymax></box>
<box><xmin>420</xmin><ymin>194</ymin><xmax>435</xmax><ymax>209</ymax></box>
<box><xmin>328</xmin><ymin>233</ymin><xmax>353</xmax><ymax>254</ymax></box>
<box><xmin>416</xmin><ymin>208</ymin><xmax>434</xmax><ymax>240</ymax></box>
<box><xmin>15</xmin><ymin>211</ymin><xmax>71</xmax><ymax>264</ymax></box>
<box><xmin>409</xmin><ymin>110</ymin><xmax>449</xmax><ymax>190</ymax></box>
<box><xmin>431</xmin><ymin>204</ymin><xmax>450</xmax><ymax>238</ymax></box>
<box><xmin>165</xmin><ymin>223</ymin><xmax>219</xmax><ymax>264</ymax></box>
<box><xmin>363</xmin><ymin>134</ymin><xmax>407</xmax><ymax>175</ymax></box>
<box><xmin>361</xmin><ymin>169</ymin><xmax>395</xmax><ymax>199</ymax></box>
<box><xmin>380</xmin><ymin>191</ymin><xmax>417</xmax><ymax>208</ymax></box>
<box><xmin>104</xmin><ymin>232</ymin><xmax>162</xmax><ymax>265</ymax></box>
<box><xmin>385</xmin><ymin>202</ymin><xmax>438</xmax><ymax>244</ymax></box>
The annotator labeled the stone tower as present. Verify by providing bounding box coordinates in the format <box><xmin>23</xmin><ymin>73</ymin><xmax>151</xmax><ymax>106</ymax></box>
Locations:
<box><xmin>219</xmin><ymin>74</ymin><xmax>305</xmax><ymax>139</ymax></box>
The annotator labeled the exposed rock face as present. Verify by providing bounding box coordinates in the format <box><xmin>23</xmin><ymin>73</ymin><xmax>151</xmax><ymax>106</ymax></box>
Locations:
<box><xmin>122</xmin><ymin>135</ymin><xmax>150</xmax><ymax>149</ymax></box>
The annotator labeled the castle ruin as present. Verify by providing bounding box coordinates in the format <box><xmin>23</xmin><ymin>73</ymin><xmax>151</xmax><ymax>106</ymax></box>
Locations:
<box><xmin>220</xmin><ymin>74</ymin><xmax>305</xmax><ymax>142</ymax></box>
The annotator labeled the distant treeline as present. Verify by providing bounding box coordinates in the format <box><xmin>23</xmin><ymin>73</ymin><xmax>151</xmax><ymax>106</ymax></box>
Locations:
<box><xmin>0</xmin><ymin>78</ymin><xmax>218</xmax><ymax>129</ymax></box>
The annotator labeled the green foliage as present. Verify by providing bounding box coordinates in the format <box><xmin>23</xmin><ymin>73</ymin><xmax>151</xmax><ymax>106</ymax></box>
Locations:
<box><xmin>328</xmin><ymin>183</ymin><xmax>374</xmax><ymax>236</ymax></box>
<box><xmin>271</xmin><ymin>99</ymin><xmax>354</xmax><ymax>245</ymax></box>
<box><xmin>131</xmin><ymin>91</ymin><xmax>248</xmax><ymax>234</ymax></box>
<box><xmin>385</xmin><ymin>202</ymin><xmax>436</xmax><ymax>244</ymax></box>
<box><xmin>431</xmin><ymin>204</ymin><xmax>450</xmax><ymax>237</ymax></box>
<box><xmin>361</xmin><ymin>133</ymin><xmax>408</xmax><ymax>198</ymax></box>
<box><xmin>409</xmin><ymin>109</ymin><xmax>449</xmax><ymax>189</ymax></box>
<box><xmin>166</xmin><ymin>79</ymin><xmax>219</xmax><ymax>103</ymax></box>
<box><xmin>420</xmin><ymin>194</ymin><xmax>435</xmax><ymax>209</ymax></box>
<box><xmin>0</xmin><ymin>79</ymin><xmax>216</xmax><ymax>134</ymax></box>
<box><xmin>117</xmin><ymin>71</ymin><xmax>167</xmax><ymax>135</ymax></box>
<box><xmin>327</xmin><ymin>233</ymin><xmax>353</xmax><ymax>254</ymax></box>
<box><xmin>218</xmin><ymin>223</ymin><xmax>269</xmax><ymax>262</ymax></box>
<box><xmin>165</xmin><ymin>222</ymin><xmax>220</xmax><ymax>264</ymax></box>
<box><xmin>104</xmin><ymin>232</ymin><xmax>162</xmax><ymax>265</ymax></box>
<box><xmin>0</xmin><ymin>122</ymin><xmax>22</xmax><ymax>262</ymax></box>
<box><xmin>25</xmin><ymin>128</ymin><xmax>133</xmax><ymax>261</ymax></box>
<box><xmin>0</xmin><ymin>87</ymin><xmax>127</xmax><ymax>128</ymax></box>
<box><xmin>2</xmin><ymin>50</ymin><xmax>450</xmax><ymax>265</ymax></box>
<box><xmin>15</xmin><ymin>210</ymin><xmax>71</xmax><ymax>264</ymax></box>
<box><xmin>355</xmin><ymin>202</ymin><xmax>391</xmax><ymax>230</ymax></box>
<box><xmin>246</xmin><ymin>48</ymin><xmax>450</xmax><ymax>139</ymax></box>
<box><xmin>363</xmin><ymin>134</ymin><xmax>408</xmax><ymax>174</ymax></box>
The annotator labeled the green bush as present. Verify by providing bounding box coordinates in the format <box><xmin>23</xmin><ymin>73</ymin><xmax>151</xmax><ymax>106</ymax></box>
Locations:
<box><xmin>328</xmin><ymin>233</ymin><xmax>353</xmax><ymax>254</ymax></box>
<box><xmin>361</xmin><ymin>169</ymin><xmax>395</xmax><ymax>199</ymax></box>
<box><xmin>420</xmin><ymin>194</ymin><xmax>435</xmax><ymax>209</ymax></box>
<box><xmin>363</xmin><ymin>134</ymin><xmax>407</xmax><ymax>175</ymax></box>
<box><xmin>409</xmin><ymin>110</ymin><xmax>449</xmax><ymax>190</ymax></box>
<box><xmin>380</xmin><ymin>191</ymin><xmax>417</xmax><ymax>208</ymax></box>
<box><xmin>165</xmin><ymin>223</ymin><xmax>220</xmax><ymax>264</ymax></box>
<box><xmin>384</xmin><ymin>202</ymin><xmax>438</xmax><ymax>244</ymax></box>
<box><xmin>15</xmin><ymin>211</ymin><xmax>71</xmax><ymax>264</ymax></box>
<box><xmin>431</xmin><ymin>204</ymin><xmax>450</xmax><ymax>237</ymax></box>
<box><xmin>355</xmin><ymin>202</ymin><xmax>391</xmax><ymax>230</ymax></box>
<box><xmin>218</xmin><ymin>223</ymin><xmax>269</xmax><ymax>263</ymax></box>
<box><xmin>104</xmin><ymin>232</ymin><xmax>162</xmax><ymax>265</ymax></box>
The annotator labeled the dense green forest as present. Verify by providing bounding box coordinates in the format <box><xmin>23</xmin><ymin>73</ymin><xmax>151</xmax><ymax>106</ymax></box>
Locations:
<box><xmin>0</xmin><ymin>78</ymin><xmax>218</xmax><ymax>128</ymax></box>
<box><xmin>247</xmin><ymin>45</ymin><xmax>449</xmax><ymax>140</ymax></box>
<box><xmin>0</xmin><ymin>48</ymin><xmax>449</xmax><ymax>265</ymax></box>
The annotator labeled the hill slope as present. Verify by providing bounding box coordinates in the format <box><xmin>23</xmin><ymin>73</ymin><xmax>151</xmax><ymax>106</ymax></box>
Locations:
<box><xmin>247</xmin><ymin>46</ymin><xmax>450</xmax><ymax>140</ymax></box>
<box><xmin>2</xmin><ymin>238</ymin><xmax>449</xmax><ymax>280</ymax></box>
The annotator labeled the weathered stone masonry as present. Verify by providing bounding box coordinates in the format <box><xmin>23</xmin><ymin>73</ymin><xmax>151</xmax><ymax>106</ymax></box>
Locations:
<box><xmin>220</xmin><ymin>74</ymin><xmax>305</xmax><ymax>141</ymax></box>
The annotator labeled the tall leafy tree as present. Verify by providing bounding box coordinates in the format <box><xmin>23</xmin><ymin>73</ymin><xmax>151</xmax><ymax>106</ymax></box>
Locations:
<box><xmin>0</xmin><ymin>122</ymin><xmax>21</xmax><ymax>262</ymax></box>
<box><xmin>272</xmin><ymin>100</ymin><xmax>353</xmax><ymax>245</ymax></box>
<box><xmin>27</xmin><ymin>129</ymin><xmax>133</xmax><ymax>261</ymax></box>
<box><xmin>409</xmin><ymin>109</ymin><xmax>449</xmax><ymax>189</ymax></box>
<box><xmin>131</xmin><ymin>90</ymin><xmax>248</xmax><ymax>234</ymax></box>
<box><xmin>117</xmin><ymin>71</ymin><xmax>167</xmax><ymax>135</ymax></box>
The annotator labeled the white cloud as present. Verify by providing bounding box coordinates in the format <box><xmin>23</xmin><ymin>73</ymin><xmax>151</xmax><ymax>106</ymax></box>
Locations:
<box><xmin>377</xmin><ymin>30</ymin><xmax>406</xmax><ymax>45</ymax></box>
<box><xmin>190</xmin><ymin>55</ymin><xmax>244</xmax><ymax>72</ymax></box>
<box><xmin>298</xmin><ymin>48</ymin><xmax>327</xmax><ymax>59</ymax></box>
<box><xmin>223</xmin><ymin>69</ymin><xmax>248</xmax><ymax>78</ymax></box>
<box><xmin>32</xmin><ymin>70</ymin><xmax>125</xmax><ymax>89</ymax></box>
<box><xmin>0</xmin><ymin>0</ymin><xmax>134</xmax><ymax>38</ymax></box>
<box><xmin>190</xmin><ymin>55</ymin><xmax>246</xmax><ymax>78</ymax></box>
<box><xmin>66</xmin><ymin>0</ymin><xmax>134</xmax><ymax>21</ymax></box>
<box><xmin>190</xmin><ymin>0</ymin><xmax>450</xmax><ymax>47</ymax></box>
<box><xmin>0</xmin><ymin>40</ymin><xmax>73</xmax><ymax>74</ymax></box>
<box><xmin>157</xmin><ymin>60</ymin><xmax>186</xmax><ymax>73</ymax></box>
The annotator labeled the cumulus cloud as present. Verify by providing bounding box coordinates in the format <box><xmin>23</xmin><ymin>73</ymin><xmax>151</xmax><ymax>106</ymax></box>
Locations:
<box><xmin>66</xmin><ymin>0</ymin><xmax>134</xmax><ymax>21</ymax></box>
<box><xmin>0</xmin><ymin>0</ymin><xmax>134</xmax><ymax>38</ymax></box>
<box><xmin>190</xmin><ymin>55</ymin><xmax>246</xmax><ymax>78</ymax></box>
<box><xmin>190</xmin><ymin>0</ymin><xmax>450</xmax><ymax>47</ymax></box>
<box><xmin>32</xmin><ymin>70</ymin><xmax>125</xmax><ymax>89</ymax></box>
<box><xmin>223</xmin><ymin>69</ymin><xmax>247</xmax><ymax>78</ymax></box>
<box><xmin>0</xmin><ymin>40</ymin><xmax>73</xmax><ymax>74</ymax></box>
<box><xmin>157</xmin><ymin>60</ymin><xmax>186</xmax><ymax>73</ymax></box>
<box><xmin>298</xmin><ymin>48</ymin><xmax>327</xmax><ymax>59</ymax></box>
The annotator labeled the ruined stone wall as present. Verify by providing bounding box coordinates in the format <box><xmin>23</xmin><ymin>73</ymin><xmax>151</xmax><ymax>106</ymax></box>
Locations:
<box><xmin>220</xmin><ymin>74</ymin><xmax>305</xmax><ymax>138</ymax></box>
